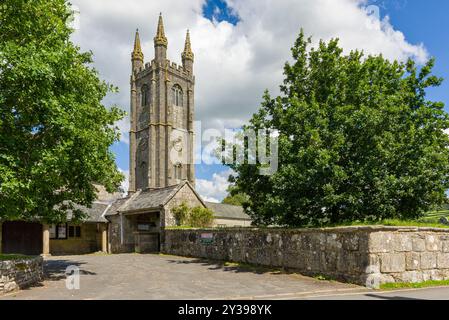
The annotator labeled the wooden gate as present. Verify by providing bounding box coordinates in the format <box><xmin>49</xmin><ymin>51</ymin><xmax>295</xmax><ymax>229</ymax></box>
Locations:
<box><xmin>2</xmin><ymin>221</ymin><xmax>43</xmax><ymax>255</ymax></box>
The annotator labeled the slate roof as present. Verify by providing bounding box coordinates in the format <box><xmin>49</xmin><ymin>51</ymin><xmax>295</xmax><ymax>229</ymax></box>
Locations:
<box><xmin>104</xmin><ymin>197</ymin><xmax>128</xmax><ymax>216</ymax></box>
<box><xmin>66</xmin><ymin>202</ymin><xmax>111</xmax><ymax>223</ymax></box>
<box><xmin>116</xmin><ymin>184</ymin><xmax>182</xmax><ymax>213</ymax></box>
<box><xmin>75</xmin><ymin>181</ymin><xmax>251</xmax><ymax>222</ymax></box>
<box><xmin>107</xmin><ymin>181</ymin><xmax>205</xmax><ymax>215</ymax></box>
<box><xmin>205</xmin><ymin>202</ymin><xmax>251</xmax><ymax>221</ymax></box>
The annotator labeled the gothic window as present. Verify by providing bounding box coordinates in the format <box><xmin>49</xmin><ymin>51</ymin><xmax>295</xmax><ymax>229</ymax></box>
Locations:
<box><xmin>141</xmin><ymin>85</ymin><xmax>150</xmax><ymax>106</ymax></box>
<box><xmin>172</xmin><ymin>85</ymin><xmax>183</xmax><ymax>107</ymax></box>
<box><xmin>174</xmin><ymin>163</ymin><xmax>182</xmax><ymax>180</ymax></box>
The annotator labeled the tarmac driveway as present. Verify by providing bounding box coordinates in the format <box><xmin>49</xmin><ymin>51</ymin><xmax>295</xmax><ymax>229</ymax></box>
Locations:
<box><xmin>1</xmin><ymin>254</ymin><xmax>367</xmax><ymax>300</ymax></box>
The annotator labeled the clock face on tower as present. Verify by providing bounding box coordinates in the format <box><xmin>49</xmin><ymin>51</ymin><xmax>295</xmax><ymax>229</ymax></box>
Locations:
<box><xmin>173</xmin><ymin>136</ymin><xmax>183</xmax><ymax>152</ymax></box>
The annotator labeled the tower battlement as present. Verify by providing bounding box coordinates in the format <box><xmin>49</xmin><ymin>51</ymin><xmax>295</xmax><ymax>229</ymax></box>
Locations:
<box><xmin>136</xmin><ymin>60</ymin><xmax>193</xmax><ymax>80</ymax></box>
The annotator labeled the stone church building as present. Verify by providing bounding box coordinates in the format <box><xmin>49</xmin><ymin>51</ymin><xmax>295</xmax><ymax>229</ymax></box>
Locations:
<box><xmin>0</xmin><ymin>15</ymin><xmax>251</xmax><ymax>257</ymax></box>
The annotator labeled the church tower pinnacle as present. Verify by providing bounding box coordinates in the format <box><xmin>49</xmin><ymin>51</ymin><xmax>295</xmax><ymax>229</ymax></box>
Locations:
<box><xmin>131</xmin><ymin>29</ymin><xmax>144</xmax><ymax>72</ymax></box>
<box><xmin>154</xmin><ymin>13</ymin><xmax>168</xmax><ymax>61</ymax></box>
<box><xmin>182</xmin><ymin>29</ymin><xmax>194</xmax><ymax>73</ymax></box>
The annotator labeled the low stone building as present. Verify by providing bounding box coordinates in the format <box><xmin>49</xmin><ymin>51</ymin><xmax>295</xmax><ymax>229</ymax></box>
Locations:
<box><xmin>105</xmin><ymin>181</ymin><xmax>251</xmax><ymax>254</ymax></box>
<box><xmin>106</xmin><ymin>181</ymin><xmax>204</xmax><ymax>253</ymax></box>
<box><xmin>0</xmin><ymin>182</ymin><xmax>251</xmax><ymax>256</ymax></box>
<box><xmin>205</xmin><ymin>202</ymin><xmax>252</xmax><ymax>228</ymax></box>
<box><xmin>0</xmin><ymin>199</ymin><xmax>111</xmax><ymax>256</ymax></box>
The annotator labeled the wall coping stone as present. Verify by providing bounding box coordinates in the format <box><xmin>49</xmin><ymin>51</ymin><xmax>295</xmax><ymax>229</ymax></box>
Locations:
<box><xmin>164</xmin><ymin>226</ymin><xmax>449</xmax><ymax>234</ymax></box>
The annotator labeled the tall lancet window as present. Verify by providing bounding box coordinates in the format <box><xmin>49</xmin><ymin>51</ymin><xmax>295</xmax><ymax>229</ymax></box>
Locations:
<box><xmin>141</xmin><ymin>85</ymin><xmax>150</xmax><ymax>106</ymax></box>
<box><xmin>174</xmin><ymin>163</ymin><xmax>183</xmax><ymax>180</ymax></box>
<box><xmin>172</xmin><ymin>85</ymin><xmax>183</xmax><ymax>107</ymax></box>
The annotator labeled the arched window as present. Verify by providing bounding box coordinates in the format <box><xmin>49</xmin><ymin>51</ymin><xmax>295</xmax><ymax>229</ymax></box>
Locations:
<box><xmin>141</xmin><ymin>85</ymin><xmax>149</xmax><ymax>107</ymax></box>
<box><xmin>174</xmin><ymin>163</ymin><xmax>182</xmax><ymax>180</ymax></box>
<box><xmin>171</xmin><ymin>85</ymin><xmax>183</xmax><ymax>107</ymax></box>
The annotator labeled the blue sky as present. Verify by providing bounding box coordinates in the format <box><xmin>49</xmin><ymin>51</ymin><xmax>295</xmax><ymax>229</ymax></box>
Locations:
<box><xmin>202</xmin><ymin>0</ymin><xmax>239</xmax><ymax>25</ymax></box>
<box><xmin>369</xmin><ymin>0</ymin><xmax>449</xmax><ymax>107</ymax></box>
<box><xmin>101</xmin><ymin>0</ymin><xmax>449</xmax><ymax>200</ymax></box>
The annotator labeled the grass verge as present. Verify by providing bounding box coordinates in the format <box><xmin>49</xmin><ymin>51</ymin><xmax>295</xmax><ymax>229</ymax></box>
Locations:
<box><xmin>0</xmin><ymin>254</ymin><xmax>34</xmax><ymax>261</ymax></box>
<box><xmin>380</xmin><ymin>279</ymin><xmax>449</xmax><ymax>290</ymax></box>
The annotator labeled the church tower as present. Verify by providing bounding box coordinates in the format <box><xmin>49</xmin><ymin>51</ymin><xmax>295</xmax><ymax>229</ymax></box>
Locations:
<box><xmin>129</xmin><ymin>14</ymin><xmax>195</xmax><ymax>193</ymax></box>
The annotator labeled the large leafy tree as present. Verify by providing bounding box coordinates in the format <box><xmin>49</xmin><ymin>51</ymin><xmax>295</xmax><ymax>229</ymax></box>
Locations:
<box><xmin>226</xmin><ymin>31</ymin><xmax>449</xmax><ymax>227</ymax></box>
<box><xmin>0</xmin><ymin>0</ymin><xmax>125</xmax><ymax>222</ymax></box>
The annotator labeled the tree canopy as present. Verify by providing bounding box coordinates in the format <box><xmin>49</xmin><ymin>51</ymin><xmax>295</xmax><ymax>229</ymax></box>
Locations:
<box><xmin>0</xmin><ymin>0</ymin><xmax>125</xmax><ymax>222</ymax></box>
<box><xmin>225</xmin><ymin>31</ymin><xmax>449</xmax><ymax>227</ymax></box>
<box><xmin>222</xmin><ymin>185</ymin><xmax>249</xmax><ymax>206</ymax></box>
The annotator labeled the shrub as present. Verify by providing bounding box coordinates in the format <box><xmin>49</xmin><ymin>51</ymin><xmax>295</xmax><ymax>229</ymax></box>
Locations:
<box><xmin>172</xmin><ymin>202</ymin><xmax>190</xmax><ymax>226</ymax></box>
<box><xmin>172</xmin><ymin>203</ymin><xmax>214</xmax><ymax>228</ymax></box>
<box><xmin>188</xmin><ymin>206</ymin><xmax>215</xmax><ymax>228</ymax></box>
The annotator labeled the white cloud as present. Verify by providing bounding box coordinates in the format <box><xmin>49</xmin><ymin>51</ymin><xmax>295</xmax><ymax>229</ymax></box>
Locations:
<box><xmin>196</xmin><ymin>168</ymin><xmax>234</xmax><ymax>203</ymax></box>
<box><xmin>70</xmin><ymin>0</ymin><xmax>428</xmax><ymax>150</ymax></box>
<box><xmin>115</xmin><ymin>116</ymin><xmax>130</xmax><ymax>144</ymax></box>
<box><xmin>118</xmin><ymin>168</ymin><xmax>129</xmax><ymax>196</ymax></box>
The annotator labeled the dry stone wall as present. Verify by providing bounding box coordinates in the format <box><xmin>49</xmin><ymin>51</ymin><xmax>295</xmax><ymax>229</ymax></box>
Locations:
<box><xmin>161</xmin><ymin>226</ymin><xmax>449</xmax><ymax>288</ymax></box>
<box><xmin>0</xmin><ymin>256</ymin><xmax>43</xmax><ymax>295</ymax></box>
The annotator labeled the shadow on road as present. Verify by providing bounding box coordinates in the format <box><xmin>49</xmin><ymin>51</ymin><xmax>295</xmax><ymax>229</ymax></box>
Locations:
<box><xmin>166</xmin><ymin>257</ymin><xmax>283</xmax><ymax>275</ymax></box>
<box><xmin>364</xmin><ymin>293</ymin><xmax>423</xmax><ymax>300</ymax></box>
<box><xmin>166</xmin><ymin>256</ymin><xmax>308</xmax><ymax>275</ymax></box>
<box><xmin>44</xmin><ymin>259</ymin><xmax>96</xmax><ymax>281</ymax></box>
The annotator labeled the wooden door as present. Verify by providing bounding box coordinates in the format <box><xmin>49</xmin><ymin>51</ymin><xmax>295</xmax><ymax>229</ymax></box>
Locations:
<box><xmin>2</xmin><ymin>221</ymin><xmax>43</xmax><ymax>255</ymax></box>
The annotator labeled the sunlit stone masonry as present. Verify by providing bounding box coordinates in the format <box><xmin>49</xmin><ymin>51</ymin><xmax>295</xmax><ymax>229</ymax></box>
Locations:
<box><xmin>162</xmin><ymin>226</ymin><xmax>449</xmax><ymax>288</ymax></box>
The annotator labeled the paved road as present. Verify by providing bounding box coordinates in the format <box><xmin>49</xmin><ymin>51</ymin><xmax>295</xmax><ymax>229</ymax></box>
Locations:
<box><xmin>3</xmin><ymin>254</ymin><xmax>449</xmax><ymax>300</ymax></box>
<box><xmin>0</xmin><ymin>254</ymin><xmax>366</xmax><ymax>300</ymax></box>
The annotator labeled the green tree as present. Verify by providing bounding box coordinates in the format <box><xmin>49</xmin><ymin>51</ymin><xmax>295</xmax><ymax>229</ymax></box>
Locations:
<box><xmin>0</xmin><ymin>0</ymin><xmax>125</xmax><ymax>223</ymax></box>
<box><xmin>225</xmin><ymin>31</ymin><xmax>449</xmax><ymax>227</ymax></box>
<box><xmin>222</xmin><ymin>185</ymin><xmax>248</xmax><ymax>206</ymax></box>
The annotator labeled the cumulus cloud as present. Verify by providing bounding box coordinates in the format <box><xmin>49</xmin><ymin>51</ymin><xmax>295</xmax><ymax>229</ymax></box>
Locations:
<box><xmin>118</xmin><ymin>168</ymin><xmax>129</xmax><ymax>196</ymax></box>
<box><xmin>69</xmin><ymin>0</ymin><xmax>428</xmax><ymax>201</ymax></box>
<box><xmin>70</xmin><ymin>0</ymin><xmax>427</xmax><ymax>134</ymax></box>
<box><xmin>196</xmin><ymin>168</ymin><xmax>234</xmax><ymax>203</ymax></box>
<box><xmin>115</xmin><ymin>116</ymin><xmax>130</xmax><ymax>144</ymax></box>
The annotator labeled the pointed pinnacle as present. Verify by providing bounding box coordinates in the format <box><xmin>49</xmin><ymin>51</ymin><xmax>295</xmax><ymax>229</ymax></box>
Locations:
<box><xmin>132</xmin><ymin>29</ymin><xmax>144</xmax><ymax>61</ymax></box>
<box><xmin>182</xmin><ymin>29</ymin><xmax>194</xmax><ymax>61</ymax></box>
<box><xmin>154</xmin><ymin>13</ymin><xmax>168</xmax><ymax>47</ymax></box>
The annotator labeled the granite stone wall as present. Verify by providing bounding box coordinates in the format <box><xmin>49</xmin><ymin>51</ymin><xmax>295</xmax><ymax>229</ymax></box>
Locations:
<box><xmin>161</xmin><ymin>226</ymin><xmax>449</xmax><ymax>288</ymax></box>
<box><xmin>0</xmin><ymin>256</ymin><xmax>43</xmax><ymax>295</ymax></box>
